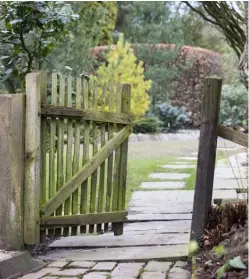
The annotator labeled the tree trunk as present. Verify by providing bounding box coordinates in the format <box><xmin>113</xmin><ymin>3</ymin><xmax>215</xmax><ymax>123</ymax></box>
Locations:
<box><xmin>238</xmin><ymin>2</ymin><xmax>248</xmax><ymax>89</ymax></box>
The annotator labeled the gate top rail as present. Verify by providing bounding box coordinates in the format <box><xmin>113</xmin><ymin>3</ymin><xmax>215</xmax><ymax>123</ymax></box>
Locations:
<box><xmin>41</xmin><ymin>104</ymin><xmax>132</xmax><ymax>124</ymax></box>
<box><xmin>218</xmin><ymin>124</ymin><xmax>248</xmax><ymax>148</ymax></box>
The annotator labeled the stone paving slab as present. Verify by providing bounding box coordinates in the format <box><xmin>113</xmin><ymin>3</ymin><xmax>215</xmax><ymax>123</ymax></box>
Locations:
<box><xmin>212</xmin><ymin>190</ymin><xmax>238</xmax><ymax>199</ymax></box>
<box><xmin>149</xmin><ymin>173</ymin><xmax>190</xmax><ymax>180</ymax></box>
<box><xmin>111</xmin><ymin>263</ymin><xmax>144</xmax><ymax>277</ymax></box>
<box><xmin>215</xmin><ymin>167</ymin><xmax>248</xmax><ymax>179</ymax></box>
<box><xmin>127</xmin><ymin>213</ymin><xmax>192</xmax><ymax>221</ymax></box>
<box><xmin>129</xmin><ymin>189</ymin><xmax>239</xmax><ymax>205</ymax></box>
<box><xmin>124</xmin><ymin>220</ymin><xmax>190</xmax><ymax>232</ymax></box>
<box><xmin>50</xmin><ymin>269</ymin><xmax>88</xmax><ymax>277</ymax></box>
<box><xmin>68</xmin><ymin>261</ymin><xmax>96</xmax><ymax>268</ymax></box>
<box><xmin>110</xmin><ymin>276</ymin><xmax>135</xmax><ymax>279</ymax></box>
<box><xmin>40</xmin><ymin>245</ymin><xmax>188</xmax><ymax>262</ymax></box>
<box><xmin>49</xmin><ymin>231</ymin><xmax>189</xmax><ymax>248</ymax></box>
<box><xmin>140</xmin><ymin>181</ymin><xmax>185</xmax><ymax>189</ymax></box>
<box><xmin>214</xmin><ymin>177</ymin><xmax>248</xmax><ymax>189</ymax></box>
<box><xmin>129</xmin><ymin>205</ymin><xmax>193</xmax><ymax>214</ymax></box>
<box><xmin>160</xmin><ymin>164</ymin><xmax>195</xmax><ymax>169</ymax></box>
<box><xmin>175</xmin><ymin>162</ymin><xmax>197</xmax><ymax>165</ymax></box>
<box><xmin>130</xmin><ymin>190</ymin><xmax>194</xmax><ymax>203</ymax></box>
<box><xmin>217</xmin><ymin>146</ymin><xmax>244</xmax><ymax>151</ymax></box>
<box><xmin>168</xmin><ymin>266</ymin><xmax>191</xmax><ymax>279</ymax></box>
<box><xmin>228</xmin><ymin>153</ymin><xmax>248</xmax><ymax>167</ymax></box>
<box><xmin>177</xmin><ymin>157</ymin><xmax>197</xmax><ymax>161</ymax></box>
<box><xmin>47</xmin><ymin>260</ymin><xmax>69</xmax><ymax>268</ymax></box>
<box><xmin>121</xmin><ymin>230</ymin><xmax>189</xmax><ymax>236</ymax></box>
<box><xmin>83</xmin><ymin>273</ymin><xmax>108</xmax><ymax>279</ymax></box>
<box><xmin>21</xmin><ymin>268</ymin><xmax>61</xmax><ymax>279</ymax></box>
<box><xmin>145</xmin><ymin>261</ymin><xmax>172</xmax><ymax>272</ymax></box>
<box><xmin>130</xmin><ymin>203</ymin><xmax>193</xmax><ymax>210</ymax></box>
<box><xmin>174</xmin><ymin>261</ymin><xmax>187</xmax><ymax>268</ymax></box>
<box><xmin>92</xmin><ymin>262</ymin><xmax>116</xmax><ymax>271</ymax></box>
<box><xmin>140</xmin><ymin>271</ymin><xmax>166</xmax><ymax>279</ymax></box>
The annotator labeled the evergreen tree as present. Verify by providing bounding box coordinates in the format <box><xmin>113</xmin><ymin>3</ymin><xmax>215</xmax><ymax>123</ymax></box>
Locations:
<box><xmin>92</xmin><ymin>34</ymin><xmax>151</xmax><ymax>119</ymax></box>
<box><xmin>116</xmin><ymin>2</ymin><xmax>185</xmax><ymax>112</ymax></box>
<box><xmin>135</xmin><ymin>45</ymin><xmax>182</xmax><ymax>112</ymax></box>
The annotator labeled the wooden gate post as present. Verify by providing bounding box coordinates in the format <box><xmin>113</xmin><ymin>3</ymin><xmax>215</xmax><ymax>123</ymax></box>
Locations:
<box><xmin>190</xmin><ymin>78</ymin><xmax>222</xmax><ymax>244</ymax></box>
<box><xmin>0</xmin><ymin>94</ymin><xmax>25</xmax><ymax>250</ymax></box>
<box><xmin>24</xmin><ymin>72</ymin><xmax>46</xmax><ymax>245</ymax></box>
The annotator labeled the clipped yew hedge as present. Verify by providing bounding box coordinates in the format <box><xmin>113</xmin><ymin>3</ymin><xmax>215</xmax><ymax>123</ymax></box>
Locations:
<box><xmin>92</xmin><ymin>44</ymin><xmax>222</xmax><ymax>127</ymax></box>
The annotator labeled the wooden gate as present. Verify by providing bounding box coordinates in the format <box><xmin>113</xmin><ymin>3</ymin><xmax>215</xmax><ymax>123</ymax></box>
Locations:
<box><xmin>24</xmin><ymin>71</ymin><xmax>132</xmax><ymax>245</ymax></box>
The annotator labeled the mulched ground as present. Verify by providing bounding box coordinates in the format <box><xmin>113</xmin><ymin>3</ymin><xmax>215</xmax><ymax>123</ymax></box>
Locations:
<box><xmin>193</xmin><ymin>202</ymin><xmax>248</xmax><ymax>279</ymax></box>
<box><xmin>27</xmin><ymin>236</ymin><xmax>58</xmax><ymax>258</ymax></box>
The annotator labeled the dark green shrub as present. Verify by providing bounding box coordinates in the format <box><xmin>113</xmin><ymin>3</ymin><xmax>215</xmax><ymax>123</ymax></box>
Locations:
<box><xmin>220</xmin><ymin>84</ymin><xmax>248</xmax><ymax>130</ymax></box>
<box><xmin>155</xmin><ymin>103</ymin><xmax>190</xmax><ymax>132</ymax></box>
<box><xmin>133</xmin><ymin>117</ymin><xmax>162</xmax><ymax>134</ymax></box>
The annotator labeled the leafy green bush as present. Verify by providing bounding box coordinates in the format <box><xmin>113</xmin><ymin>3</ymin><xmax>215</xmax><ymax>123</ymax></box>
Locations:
<box><xmin>133</xmin><ymin>117</ymin><xmax>162</xmax><ymax>134</ymax></box>
<box><xmin>155</xmin><ymin>103</ymin><xmax>190</xmax><ymax>132</ymax></box>
<box><xmin>220</xmin><ymin>84</ymin><xmax>248</xmax><ymax>130</ymax></box>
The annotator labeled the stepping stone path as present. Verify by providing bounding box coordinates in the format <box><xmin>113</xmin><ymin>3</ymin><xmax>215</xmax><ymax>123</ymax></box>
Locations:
<box><xmin>160</xmin><ymin>165</ymin><xmax>195</xmax><ymax>169</ymax></box>
<box><xmin>149</xmin><ymin>173</ymin><xmax>190</xmax><ymax>180</ymax></box>
<box><xmin>23</xmin><ymin>149</ymin><xmax>247</xmax><ymax>279</ymax></box>
<box><xmin>177</xmin><ymin>157</ymin><xmax>197</xmax><ymax>161</ymax></box>
<box><xmin>141</xmin><ymin>181</ymin><xmax>185</xmax><ymax>189</ymax></box>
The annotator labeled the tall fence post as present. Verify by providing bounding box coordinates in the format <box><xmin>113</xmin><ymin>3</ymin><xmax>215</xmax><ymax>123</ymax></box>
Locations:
<box><xmin>190</xmin><ymin>78</ymin><xmax>222</xmax><ymax>244</ymax></box>
<box><xmin>0</xmin><ymin>94</ymin><xmax>25</xmax><ymax>250</ymax></box>
<box><xmin>24</xmin><ymin>72</ymin><xmax>42</xmax><ymax>245</ymax></box>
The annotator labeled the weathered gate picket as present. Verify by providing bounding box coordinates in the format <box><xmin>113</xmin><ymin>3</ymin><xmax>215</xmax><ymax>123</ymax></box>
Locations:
<box><xmin>24</xmin><ymin>71</ymin><xmax>132</xmax><ymax>245</ymax></box>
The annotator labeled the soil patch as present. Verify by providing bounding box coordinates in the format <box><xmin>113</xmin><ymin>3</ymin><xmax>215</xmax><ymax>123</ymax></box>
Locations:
<box><xmin>193</xmin><ymin>202</ymin><xmax>248</xmax><ymax>279</ymax></box>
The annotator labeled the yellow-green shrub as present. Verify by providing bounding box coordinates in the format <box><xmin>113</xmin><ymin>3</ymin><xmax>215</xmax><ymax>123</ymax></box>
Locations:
<box><xmin>91</xmin><ymin>34</ymin><xmax>151</xmax><ymax>119</ymax></box>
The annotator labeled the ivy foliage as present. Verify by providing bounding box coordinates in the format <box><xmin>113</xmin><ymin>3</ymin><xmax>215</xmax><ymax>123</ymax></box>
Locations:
<box><xmin>0</xmin><ymin>1</ymin><xmax>78</xmax><ymax>93</ymax></box>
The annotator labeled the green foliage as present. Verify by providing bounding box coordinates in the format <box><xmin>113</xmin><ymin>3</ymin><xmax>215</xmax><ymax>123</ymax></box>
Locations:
<box><xmin>92</xmin><ymin>34</ymin><xmax>151</xmax><ymax>119</ymax></box>
<box><xmin>133</xmin><ymin>117</ymin><xmax>162</xmax><ymax>134</ymax></box>
<box><xmin>228</xmin><ymin>256</ymin><xmax>246</xmax><ymax>270</ymax></box>
<box><xmin>49</xmin><ymin>2</ymin><xmax>117</xmax><ymax>77</ymax></box>
<box><xmin>213</xmin><ymin>245</ymin><xmax>227</xmax><ymax>256</ymax></box>
<box><xmin>48</xmin><ymin>2</ymin><xmax>101</xmax><ymax>77</ymax></box>
<box><xmin>116</xmin><ymin>2</ymin><xmax>186</xmax><ymax>113</ymax></box>
<box><xmin>188</xmin><ymin>240</ymin><xmax>199</xmax><ymax>255</ymax></box>
<box><xmin>220</xmin><ymin>45</ymin><xmax>241</xmax><ymax>85</ymax></box>
<box><xmin>116</xmin><ymin>2</ymin><xmax>184</xmax><ymax>44</ymax></box>
<box><xmin>135</xmin><ymin>45</ymin><xmax>183</xmax><ymax>113</ymax></box>
<box><xmin>93</xmin><ymin>1</ymin><xmax>117</xmax><ymax>45</ymax></box>
<box><xmin>155</xmin><ymin>103</ymin><xmax>190</xmax><ymax>132</ymax></box>
<box><xmin>220</xmin><ymin>84</ymin><xmax>248</xmax><ymax>129</ymax></box>
<box><xmin>217</xmin><ymin>263</ymin><xmax>229</xmax><ymax>279</ymax></box>
<box><xmin>0</xmin><ymin>1</ymin><xmax>78</xmax><ymax>93</ymax></box>
<box><xmin>216</xmin><ymin>256</ymin><xmax>246</xmax><ymax>279</ymax></box>
<box><xmin>80</xmin><ymin>1</ymin><xmax>117</xmax><ymax>46</ymax></box>
<box><xmin>184</xmin><ymin>2</ymin><xmax>246</xmax><ymax>58</ymax></box>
